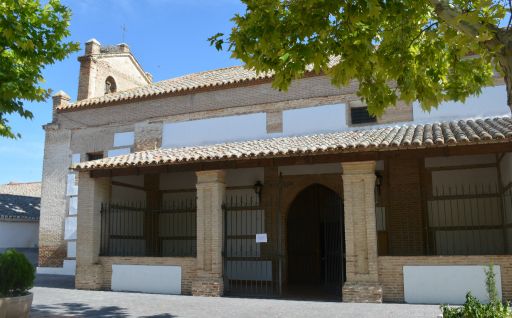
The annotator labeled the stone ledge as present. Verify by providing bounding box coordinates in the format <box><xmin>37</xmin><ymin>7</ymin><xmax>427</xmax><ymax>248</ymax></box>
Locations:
<box><xmin>343</xmin><ymin>282</ymin><xmax>383</xmax><ymax>303</ymax></box>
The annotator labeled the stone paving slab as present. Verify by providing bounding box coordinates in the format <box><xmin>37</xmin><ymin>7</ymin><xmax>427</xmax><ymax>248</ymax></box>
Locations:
<box><xmin>30</xmin><ymin>285</ymin><xmax>442</xmax><ymax>318</ymax></box>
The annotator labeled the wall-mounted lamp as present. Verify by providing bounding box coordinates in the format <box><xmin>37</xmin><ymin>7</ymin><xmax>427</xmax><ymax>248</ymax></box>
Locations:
<box><xmin>254</xmin><ymin>180</ymin><xmax>263</xmax><ymax>201</ymax></box>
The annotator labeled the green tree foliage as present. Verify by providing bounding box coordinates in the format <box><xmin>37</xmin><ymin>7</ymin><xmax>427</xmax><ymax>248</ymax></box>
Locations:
<box><xmin>210</xmin><ymin>0</ymin><xmax>512</xmax><ymax>116</ymax></box>
<box><xmin>0</xmin><ymin>0</ymin><xmax>79</xmax><ymax>138</ymax></box>
<box><xmin>441</xmin><ymin>265</ymin><xmax>512</xmax><ymax>318</ymax></box>
<box><xmin>0</xmin><ymin>249</ymin><xmax>35</xmax><ymax>297</ymax></box>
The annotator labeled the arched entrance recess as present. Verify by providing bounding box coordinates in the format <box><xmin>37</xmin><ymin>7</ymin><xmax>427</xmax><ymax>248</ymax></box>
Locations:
<box><xmin>286</xmin><ymin>184</ymin><xmax>345</xmax><ymax>300</ymax></box>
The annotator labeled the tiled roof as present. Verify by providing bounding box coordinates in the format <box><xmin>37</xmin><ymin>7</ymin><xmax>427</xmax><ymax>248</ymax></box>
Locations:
<box><xmin>59</xmin><ymin>65</ymin><xmax>272</xmax><ymax>110</ymax></box>
<box><xmin>73</xmin><ymin>116</ymin><xmax>512</xmax><ymax>171</ymax></box>
<box><xmin>58</xmin><ymin>57</ymin><xmax>341</xmax><ymax>111</ymax></box>
<box><xmin>0</xmin><ymin>182</ymin><xmax>41</xmax><ymax>221</ymax></box>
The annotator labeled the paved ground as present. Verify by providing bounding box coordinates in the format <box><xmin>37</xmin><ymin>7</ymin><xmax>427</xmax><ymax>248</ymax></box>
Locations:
<box><xmin>31</xmin><ymin>275</ymin><xmax>442</xmax><ymax>318</ymax></box>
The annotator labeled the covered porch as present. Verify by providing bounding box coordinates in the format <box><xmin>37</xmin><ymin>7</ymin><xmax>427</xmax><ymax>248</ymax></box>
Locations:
<box><xmin>72</xmin><ymin>117</ymin><xmax>512</xmax><ymax>303</ymax></box>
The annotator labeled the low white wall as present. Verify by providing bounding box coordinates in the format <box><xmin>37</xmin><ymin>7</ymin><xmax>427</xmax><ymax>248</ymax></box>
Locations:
<box><xmin>111</xmin><ymin>264</ymin><xmax>182</xmax><ymax>294</ymax></box>
<box><xmin>404</xmin><ymin>265</ymin><xmax>502</xmax><ymax>305</ymax></box>
<box><xmin>0</xmin><ymin>221</ymin><xmax>39</xmax><ymax>248</ymax></box>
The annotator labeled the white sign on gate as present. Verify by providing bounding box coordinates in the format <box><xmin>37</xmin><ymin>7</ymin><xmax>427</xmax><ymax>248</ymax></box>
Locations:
<box><xmin>255</xmin><ymin>233</ymin><xmax>267</xmax><ymax>243</ymax></box>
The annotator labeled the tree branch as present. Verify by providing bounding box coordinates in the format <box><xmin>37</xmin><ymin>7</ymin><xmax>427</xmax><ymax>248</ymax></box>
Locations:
<box><xmin>427</xmin><ymin>0</ymin><xmax>504</xmax><ymax>51</ymax></box>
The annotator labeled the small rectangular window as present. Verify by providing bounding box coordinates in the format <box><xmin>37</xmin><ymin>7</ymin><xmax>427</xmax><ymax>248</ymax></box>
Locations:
<box><xmin>87</xmin><ymin>152</ymin><xmax>104</xmax><ymax>161</ymax></box>
<box><xmin>350</xmin><ymin>106</ymin><xmax>377</xmax><ymax>125</ymax></box>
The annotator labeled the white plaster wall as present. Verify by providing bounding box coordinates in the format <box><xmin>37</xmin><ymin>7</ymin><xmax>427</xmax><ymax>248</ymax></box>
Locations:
<box><xmin>107</xmin><ymin>147</ymin><xmax>131</xmax><ymax>157</ymax></box>
<box><xmin>64</xmin><ymin>216</ymin><xmax>77</xmax><ymax>240</ymax></box>
<box><xmin>0</xmin><ymin>221</ymin><xmax>39</xmax><ymax>248</ymax></box>
<box><xmin>67</xmin><ymin>241</ymin><xmax>76</xmax><ymax>258</ymax></box>
<box><xmin>404</xmin><ymin>265</ymin><xmax>502</xmax><ymax>304</ymax></box>
<box><xmin>282</xmin><ymin>103</ymin><xmax>347</xmax><ymax>136</ymax></box>
<box><xmin>111</xmin><ymin>264</ymin><xmax>182</xmax><ymax>294</ymax></box>
<box><xmin>113</xmin><ymin>131</ymin><xmax>134</xmax><ymax>147</ymax></box>
<box><xmin>413</xmin><ymin>85</ymin><xmax>509</xmax><ymax>123</ymax></box>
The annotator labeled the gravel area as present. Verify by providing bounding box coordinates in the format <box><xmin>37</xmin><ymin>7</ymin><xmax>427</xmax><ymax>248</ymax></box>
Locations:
<box><xmin>31</xmin><ymin>275</ymin><xmax>441</xmax><ymax>318</ymax></box>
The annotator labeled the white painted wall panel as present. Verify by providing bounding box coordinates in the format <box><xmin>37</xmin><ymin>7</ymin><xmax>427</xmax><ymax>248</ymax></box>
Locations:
<box><xmin>64</xmin><ymin>216</ymin><xmax>77</xmax><ymax>240</ymax></box>
<box><xmin>0</xmin><ymin>221</ymin><xmax>39</xmax><ymax>248</ymax></box>
<box><xmin>162</xmin><ymin>113</ymin><xmax>267</xmax><ymax>148</ymax></box>
<box><xmin>404</xmin><ymin>265</ymin><xmax>502</xmax><ymax>304</ymax></box>
<box><xmin>413</xmin><ymin>85</ymin><xmax>509</xmax><ymax>122</ymax></box>
<box><xmin>112</xmin><ymin>264</ymin><xmax>182</xmax><ymax>294</ymax></box>
<box><xmin>68</xmin><ymin>196</ymin><xmax>77</xmax><ymax>215</ymax></box>
<box><xmin>71</xmin><ymin>153</ymin><xmax>81</xmax><ymax>164</ymax></box>
<box><xmin>107</xmin><ymin>148</ymin><xmax>131</xmax><ymax>157</ymax></box>
<box><xmin>283</xmin><ymin>103</ymin><xmax>346</xmax><ymax>136</ymax></box>
<box><xmin>66</xmin><ymin>173</ymin><xmax>77</xmax><ymax>196</ymax></box>
<box><xmin>113</xmin><ymin>131</ymin><xmax>134</xmax><ymax>147</ymax></box>
<box><xmin>67</xmin><ymin>241</ymin><xmax>76</xmax><ymax>258</ymax></box>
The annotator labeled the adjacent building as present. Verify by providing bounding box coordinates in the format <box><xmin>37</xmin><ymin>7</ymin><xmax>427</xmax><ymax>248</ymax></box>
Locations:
<box><xmin>39</xmin><ymin>39</ymin><xmax>512</xmax><ymax>303</ymax></box>
<box><xmin>0</xmin><ymin>182</ymin><xmax>41</xmax><ymax>265</ymax></box>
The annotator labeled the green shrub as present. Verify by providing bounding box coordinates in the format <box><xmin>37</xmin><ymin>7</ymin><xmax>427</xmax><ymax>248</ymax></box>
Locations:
<box><xmin>441</xmin><ymin>264</ymin><xmax>512</xmax><ymax>318</ymax></box>
<box><xmin>0</xmin><ymin>249</ymin><xmax>35</xmax><ymax>297</ymax></box>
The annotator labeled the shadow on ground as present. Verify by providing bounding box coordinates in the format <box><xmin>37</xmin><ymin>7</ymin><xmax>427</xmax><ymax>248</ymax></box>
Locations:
<box><xmin>34</xmin><ymin>274</ymin><xmax>75</xmax><ymax>289</ymax></box>
<box><xmin>31</xmin><ymin>302</ymin><xmax>175</xmax><ymax>318</ymax></box>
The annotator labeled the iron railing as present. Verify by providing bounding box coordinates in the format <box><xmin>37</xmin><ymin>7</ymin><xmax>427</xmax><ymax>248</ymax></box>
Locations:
<box><xmin>100</xmin><ymin>199</ymin><xmax>196</xmax><ymax>257</ymax></box>
<box><xmin>427</xmin><ymin>183</ymin><xmax>509</xmax><ymax>255</ymax></box>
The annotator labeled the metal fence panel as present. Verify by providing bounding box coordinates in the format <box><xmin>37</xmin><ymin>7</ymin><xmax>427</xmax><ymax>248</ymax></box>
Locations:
<box><xmin>100</xmin><ymin>199</ymin><xmax>196</xmax><ymax>257</ymax></box>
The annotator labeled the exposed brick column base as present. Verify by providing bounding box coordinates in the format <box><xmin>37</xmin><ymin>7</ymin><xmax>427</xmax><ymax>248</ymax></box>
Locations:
<box><xmin>191</xmin><ymin>277</ymin><xmax>223</xmax><ymax>297</ymax></box>
<box><xmin>38</xmin><ymin>245</ymin><xmax>67</xmax><ymax>267</ymax></box>
<box><xmin>75</xmin><ymin>264</ymin><xmax>103</xmax><ymax>290</ymax></box>
<box><xmin>343</xmin><ymin>282</ymin><xmax>383</xmax><ymax>303</ymax></box>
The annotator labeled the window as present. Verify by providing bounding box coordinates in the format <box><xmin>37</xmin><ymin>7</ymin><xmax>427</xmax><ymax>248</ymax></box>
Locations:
<box><xmin>87</xmin><ymin>152</ymin><xmax>104</xmax><ymax>161</ymax></box>
<box><xmin>350</xmin><ymin>106</ymin><xmax>377</xmax><ymax>125</ymax></box>
<box><xmin>105</xmin><ymin>76</ymin><xmax>117</xmax><ymax>94</ymax></box>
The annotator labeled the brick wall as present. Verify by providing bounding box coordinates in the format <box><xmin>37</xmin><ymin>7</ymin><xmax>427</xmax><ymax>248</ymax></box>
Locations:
<box><xmin>387</xmin><ymin>158</ymin><xmax>425</xmax><ymax>255</ymax></box>
<box><xmin>38</xmin><ymin>126</ymin><xmax>72</xmax><ymax>267</ymax></box>
<box><xmin>99</xmin><ymin>257</ymin><xmax>197</xmax><ymax>294</ymax></box>
<box><xmin>378</xmin><ymin>255</ymin><xmax>512</xmax><ymax>302</ymax></box>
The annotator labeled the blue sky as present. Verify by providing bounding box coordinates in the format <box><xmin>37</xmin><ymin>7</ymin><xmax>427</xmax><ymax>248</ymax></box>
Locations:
<box><xmin>0</xmin><ymin>0</ymin><xmax>244</xmax><ymax>184</ymax></box>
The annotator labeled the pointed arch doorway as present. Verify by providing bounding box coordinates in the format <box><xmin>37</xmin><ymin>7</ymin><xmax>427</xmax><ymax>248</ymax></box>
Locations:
<box><xmin>286</xmin><ymin>184</ymin><xmax>345</xmax><ymax>300</ymax></box>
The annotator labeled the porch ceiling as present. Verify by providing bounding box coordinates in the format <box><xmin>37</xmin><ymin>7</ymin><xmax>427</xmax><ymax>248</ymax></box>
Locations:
<box><xmin>73</xmin><ymin>116</ymin><xmax>512</xmax><ymax>172</ymax></box>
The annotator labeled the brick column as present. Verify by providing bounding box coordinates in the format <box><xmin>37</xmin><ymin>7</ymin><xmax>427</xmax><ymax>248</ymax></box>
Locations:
<box><xmin>341</xmin><ymin>161</ymin><xmax>382</xmax><ymax>303</ymax></box>
<box><xmin>192</xmin><ymin>170</ymin><xmax>225</xmax><ymax>296</ymax></box>
<box><xmin>75</xmin><ymin>172</ymin><xmax>110</xmax><ymax>290</ymax></box>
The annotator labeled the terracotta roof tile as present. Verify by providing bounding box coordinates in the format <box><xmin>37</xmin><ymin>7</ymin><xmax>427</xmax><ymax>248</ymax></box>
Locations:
<box><xmin>73</xmin><ymin>116</ymin><xmax>512</xmax><ymax>172</ymax></box>
<box><xmin>58</xmin><ymin>57</ymin><xmax>342</xmax><ymax>111</ymax></box>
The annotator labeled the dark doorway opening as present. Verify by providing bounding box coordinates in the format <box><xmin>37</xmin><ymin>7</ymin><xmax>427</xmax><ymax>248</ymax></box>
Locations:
<box><xmin>286</xmin><ymin>184</ymin><xmax>345</xmax><ymax>301</ymax></box>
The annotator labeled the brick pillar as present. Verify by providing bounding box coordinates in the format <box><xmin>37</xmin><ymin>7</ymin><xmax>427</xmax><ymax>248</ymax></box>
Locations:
<box><xmin>38</xmin><ymin>126</ymin><xmax>71</xmax><ymax>267</ymax></box>
<box><xmin>192</xmin><ymin>170</ymin><xmax>225</xmax><ymax>296</ymax></box>
<box><xmin>341</xmin><ymin>161</ymin><xmax>382</xmax><ymax>303</ymax></box>
<box><xmin>75</xmin><ymin>172</ymin><xmax>110</xmax><ymax>290</ymax></box>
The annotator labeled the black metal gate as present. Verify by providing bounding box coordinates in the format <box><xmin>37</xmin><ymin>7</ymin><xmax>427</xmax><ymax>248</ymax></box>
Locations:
<box><xmin>223</xmin><ymin>194</ymin><xmax>282</xmax><ymax>297</ymax></box>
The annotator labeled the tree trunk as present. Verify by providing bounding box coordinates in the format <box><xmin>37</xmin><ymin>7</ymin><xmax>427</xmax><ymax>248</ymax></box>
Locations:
<box><xmin>498</xmin><ymin>52</ymin><xmax>512</xmax><ymax>113</ymax></box>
